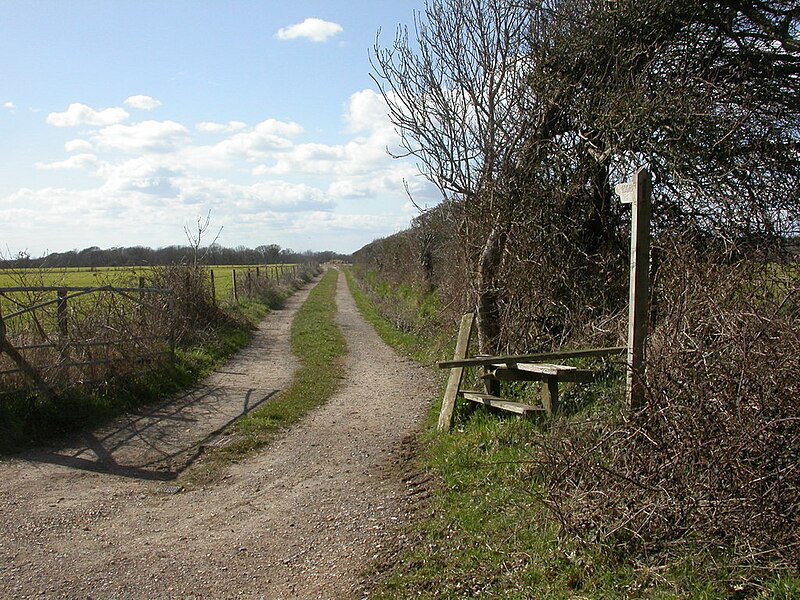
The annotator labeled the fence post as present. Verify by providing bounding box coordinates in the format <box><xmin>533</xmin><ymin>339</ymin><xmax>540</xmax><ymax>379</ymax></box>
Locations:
<box><xmin>232</xmin><ymin>269</ymin><xmax>238</xmax><ymax>301</ymax></box>
<box><xmin>56</xmin><ymin>287</ymin><xmax>68</xmax><ymax>345</ymax></box>
<box><xmin>138</xmin><ymin>276</ymin><xmax>146</xmax><ymax>328</ymax></box>
<box><xmin>256</xmin><ymin>266</ymin><xmax>260</xmax><ymax>279</ymax></box>
<box><xmin>616</xmin><ymin>167</ymin><xmax>652</xmax><ymax>410</ymax></box>
<box><xmin>168</xmin><ymin>293</ymin><xmax>176</xmax><ymax>361</ymax></box>
<box><xmin>210</xmin><ymin>269</ymin><xmax>216</xmax><ymax>304</ymax></box>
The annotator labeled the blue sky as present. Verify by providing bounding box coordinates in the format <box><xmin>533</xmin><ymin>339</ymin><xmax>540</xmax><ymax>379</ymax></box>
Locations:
<box><xmin>0</xmin><ymin>1</ymin><xmax>438</xmax><ymax>257</ymax></box>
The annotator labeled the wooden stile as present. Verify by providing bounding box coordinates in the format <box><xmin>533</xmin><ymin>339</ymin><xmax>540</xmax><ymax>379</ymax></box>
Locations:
<box><xmin>439</xmin><ymin>346</ymin><xmax>626</xmax><ymax>369</ymax></box>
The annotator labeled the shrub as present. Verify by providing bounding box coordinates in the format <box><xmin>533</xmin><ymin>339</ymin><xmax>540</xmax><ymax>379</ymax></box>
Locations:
<box><xmin>536</xmin><ymin>242</ymin><xmax>799</xmax><ymax>573</ymax></box>
<box><xmin>147</xmin><ymin>264</ymin><xmax>233</xmax><ymax>345</ymax></box>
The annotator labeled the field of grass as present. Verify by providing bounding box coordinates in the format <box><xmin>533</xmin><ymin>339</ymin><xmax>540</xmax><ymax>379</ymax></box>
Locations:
<box><xmin>0</xmin><ymin>264</ymin><xmax>298</xmax><ymax>312</ymax></box>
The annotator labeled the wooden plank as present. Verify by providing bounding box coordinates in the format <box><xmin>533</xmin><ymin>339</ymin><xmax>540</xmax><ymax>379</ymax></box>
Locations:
<box><xmin>437</xmin><ymin>313</ymin><xmax>475</xmax><ymax>432</ymax></box>
<box><xmin>438</xmin><ymin>346</ymin><xmax>626</xmax><ymax>369</ymax></box>
<box><xmin>460</xmin><ymin>391</ymin><xmax>544</xmax><ymax>417</ymax></box>
<box><xmin>496</xmin><ymin>362</ymin><xmax>575</xmax><ymax>376</ymax></box>
<box><xmin>485</xmin><ymin>366</ymin><xmax>595</xmax><ymax>383</ymax></box>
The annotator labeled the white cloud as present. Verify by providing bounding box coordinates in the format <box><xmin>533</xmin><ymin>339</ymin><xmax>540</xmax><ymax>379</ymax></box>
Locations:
<box><xmin>124</xmin><ymin>95</ymin><xmax>162</xmax><ymax>110</ymax></box>
<box><xmin>275</xmin><ymin>18</ymin><xmax>343</xmax><ymax>43</ymax></box>
<box><xmin>91</xmin><ymin>120</ymin><xmax>189</xmax><ymax>152</ymax></box>
<box><xmin>343</xmin><ymin>89</ymin><xmax>391</xmax><ymax>134</ymax></box>
<box><xmin>99</xmin><ymin>158</ymin><xmax>182</xmax><ymax>197</ymax></box>
<box><xmin>209</xmin><ymin>118</ymin><xmax>304</xmax><ymax>160</ymax></box>
<box><xmin>3</xmin><ymin>101</ymin><xmax>15</xmax><ymax>111</ymax></box>
<box><xmin>3</xmin><ymin>88</ymin><xmax>443</xmax><ymax>256</ymax></box>
<box><xmin>196</xmin><ymin>120</ymin><xmax>247</xmax><ymax>133</ymax></box>
<box><xmin>290</xmin><ymin>211</ymin><xmax>408</xmax><ymax>235</ymax></box>
<box><xmin>36</xmin><ymin>153</ymin><xmax>99</xmax><ymax>171</ymax></box>
<box><xmin>177</xmin><ymin>177</ymin><xmax>333</xmax><ymax>213</ymax></box>
<box><xmin>65</xmin><ymin>139</ymin><xmax>94</xmax><ymax>152</ymax></box>
<box><xmin>46</xmin><ymin>102</ymin><xmax>129</xmax><ymax>127</ymax></box>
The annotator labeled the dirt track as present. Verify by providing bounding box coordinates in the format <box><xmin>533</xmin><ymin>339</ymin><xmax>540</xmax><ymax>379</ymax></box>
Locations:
<box><xmin>0</xmin><ymin>270</ymin><xmax>436</xmax><ymax>599</ymax></box>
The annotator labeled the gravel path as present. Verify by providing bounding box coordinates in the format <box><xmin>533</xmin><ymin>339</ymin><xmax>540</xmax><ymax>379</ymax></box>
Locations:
<box><xmin>0</xmin><ymin>269</ymin><xmax>436</xmax><ymax>599</ymax></box>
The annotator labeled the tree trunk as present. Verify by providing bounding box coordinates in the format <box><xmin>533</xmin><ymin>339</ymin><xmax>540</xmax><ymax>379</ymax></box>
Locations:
<box><xmin>475</xmin><ymin>219</ymin><xmax>507</xmax><ymax>355</ymax></box>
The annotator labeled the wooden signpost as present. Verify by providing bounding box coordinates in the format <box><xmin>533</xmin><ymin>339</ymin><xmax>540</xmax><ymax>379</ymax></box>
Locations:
<box><xmin>615</xmin><ymin>167</ymin><xmax>652</xmax><ymax>410</ymax></box>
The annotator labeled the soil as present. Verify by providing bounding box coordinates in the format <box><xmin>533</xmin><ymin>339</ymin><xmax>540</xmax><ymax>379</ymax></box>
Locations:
<box><xmin>0</xmin><ymin>270</ymin><xmax>437</xmax><ymax>599</ymax></box>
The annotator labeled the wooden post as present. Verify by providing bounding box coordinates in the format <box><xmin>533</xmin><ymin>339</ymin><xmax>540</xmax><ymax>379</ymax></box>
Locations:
<box><xmin>138</xmin><ymin>276</ymin><xmax>146</xmax><ymax>328</ymax></box>
<box><xmin>438</xmin><ymin>313</ymin><xmax>475</xmax><ymax>432</ymax></box>
<box><xmin>540</xmin><ymin>376</ymin><xmax>559</xmax><ymax>416</ymax></box>
<box><xmin>167</xmin><ymin>294</ymin><xmax>176</xmax><ymax>361</ymax></box>
<box><xmin>616</xmin><ymin>167</ymin><xmax>652</xmax><ymax>410</ymax></box>
<box><xmin>56</xmin><ymin>287</ymin><xmax>68</xmax><ymax>341</ymax></box>
<box><xmin>256</xmin><ymin>266</ymin><xmax>260</xmax><ymax>279</ymax></box>
<box><xmin>210</xmin><ymin>269</ymin><xmax>216</xmax><ymax>304</ymax></box>
<box><xmin>232</xmin><ymin>269</ymin><xmax>239</xmax><ymax>301</ymax></box>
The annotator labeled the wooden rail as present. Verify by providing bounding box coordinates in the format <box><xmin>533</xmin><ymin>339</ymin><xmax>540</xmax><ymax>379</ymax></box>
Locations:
<box><xmin>438</xmin><ymin>346</ymin><xmax>626</xmax><ymax>369</ymax></box>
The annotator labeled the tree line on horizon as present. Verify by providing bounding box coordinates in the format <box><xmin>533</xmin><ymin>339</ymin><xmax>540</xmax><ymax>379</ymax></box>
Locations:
<box><xmin>1</xmin><ymin>243</ymin><xmax>351</xmax><ymax>270</ymax></box>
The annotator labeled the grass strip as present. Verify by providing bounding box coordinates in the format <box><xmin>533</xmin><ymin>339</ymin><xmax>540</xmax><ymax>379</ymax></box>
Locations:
<box><xmin>184</xmin><ymin>268</ymin><xmax>345</xmax><ymax>485</ymax></box>
<box><xmin>348</xmin><ymin>268</ymin><xmax>800</xmax><ymax>599</ymax></box>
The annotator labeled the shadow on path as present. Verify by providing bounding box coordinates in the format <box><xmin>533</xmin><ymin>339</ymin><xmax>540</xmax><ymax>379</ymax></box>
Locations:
<box><xmin>22</xmin><ymin>387</ymin><xmax>280</xmax><ymax>481</ymax></box>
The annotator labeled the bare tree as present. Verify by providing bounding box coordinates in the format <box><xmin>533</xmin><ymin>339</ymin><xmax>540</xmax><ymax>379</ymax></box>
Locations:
<box><xmin>184</xmin><ymin>210</ymin><xmax>223</xmax><ymax>268</ymax></box>
<box><xmin>373</xmin><ymin>0</ymin><xmax>545</xmax><ymax>352</ymax></box>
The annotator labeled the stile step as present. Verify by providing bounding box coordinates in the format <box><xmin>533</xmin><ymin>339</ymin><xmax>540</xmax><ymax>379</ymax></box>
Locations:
<box><xmin>459</xmin><ymin>391</ymin><xmax>545</xmax><ymax>417</ymax></box>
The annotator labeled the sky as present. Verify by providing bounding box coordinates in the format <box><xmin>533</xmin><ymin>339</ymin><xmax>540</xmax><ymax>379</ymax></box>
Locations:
<box><xmin>0</xmin><ymin>0</ymin><xmax>439</xmax><ymax>257</ymax></box>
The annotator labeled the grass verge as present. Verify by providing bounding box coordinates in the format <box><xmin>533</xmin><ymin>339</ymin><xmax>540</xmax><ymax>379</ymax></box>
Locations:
<box><xmin>348</xmin><ymin>268</ymin><xmax>799</xmax><ymax>599</ymax></box>
<box><xmin>183</xmin><ymin>268</ymin><xmax>346</xmax><ymax>485</ymax></box>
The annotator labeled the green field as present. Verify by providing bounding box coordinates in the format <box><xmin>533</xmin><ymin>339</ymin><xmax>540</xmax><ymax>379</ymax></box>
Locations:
<box><xmin>0</xmin><ymin>264</ymin><xmax>298</xmax><ymax>308</ymax></box>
